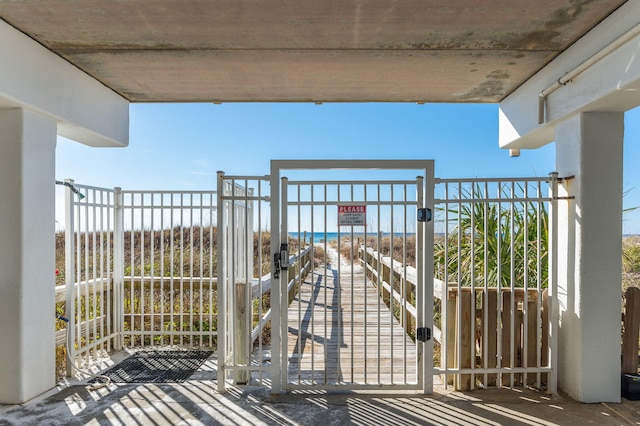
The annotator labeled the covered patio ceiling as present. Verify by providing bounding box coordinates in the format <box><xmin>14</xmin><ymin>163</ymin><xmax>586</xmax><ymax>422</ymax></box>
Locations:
<box><xmin>0</xmin><ymin>1</ymin><xmax>627</xmax><ymax>103</ymax></box>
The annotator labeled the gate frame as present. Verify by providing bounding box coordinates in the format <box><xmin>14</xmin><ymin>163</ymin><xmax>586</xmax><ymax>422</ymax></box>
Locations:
<box><xmin>269</xmin><ymin>159</ymin><xmax>435</xmax><ymax>394</ymax></box>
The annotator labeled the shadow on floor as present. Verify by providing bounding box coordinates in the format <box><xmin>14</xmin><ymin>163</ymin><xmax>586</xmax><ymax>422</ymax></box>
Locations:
<box><xmin>2</xmin><ymin>378</ymin><xmax>639</xmax><ymax>426</ymax></box>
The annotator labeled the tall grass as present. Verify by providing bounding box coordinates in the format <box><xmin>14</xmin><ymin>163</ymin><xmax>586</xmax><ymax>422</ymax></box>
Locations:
<box><xmin>434</xmin><ymin>185</ymin><xmax>548</xmax><ymax>289</ymax></box>
<box><xmin>55</xmin><ymin>227</ymin><xmax>282</xmax><ymax>282</ymax></box>
<box><xmin>623</xmin><ymin>236</ymin><xmax>640</xmax><ymax>293</ymax></box>
<box><xmin>55</xmin><ymin>227</ymin><xmax>283</xmax><ymax>377</ymax></box>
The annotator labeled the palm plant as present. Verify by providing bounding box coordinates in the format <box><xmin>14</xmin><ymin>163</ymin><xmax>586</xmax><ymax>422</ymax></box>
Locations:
<box><xmin>434</xmin><ymin>184</ymin><xmax>548</xmax><ymax>289</ymax></box>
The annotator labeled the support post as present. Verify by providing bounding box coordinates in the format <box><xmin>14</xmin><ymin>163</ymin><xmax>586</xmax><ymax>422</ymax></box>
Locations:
<box><xmin>555</xmin><ymin>112</ymin><xmax>623</xmax><ymax>402</ymax></box>
<box><xmin>0</xmin><ymin>108</ymin><xmax>57</xmax><ymax>403</ymax></box>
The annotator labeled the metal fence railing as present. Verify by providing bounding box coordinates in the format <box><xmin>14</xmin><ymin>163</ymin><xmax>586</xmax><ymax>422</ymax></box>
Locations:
<box><xmin>59</xmin><ymin>183</ymin><xmax>221</xmax><ymax>373</ymax></box>
<box><xmin>59</xmin><ymin>178</ymin><xmax>307</xmax><ymax>387</ymax></box>
<box><xmin>118</xmin><ymin>190</ymin><xmax>218</xmax><ymax>348</ymax></box>
<box><xmin>432</xmin><ymin>175</ymin><xmax>558</xmax><ymax>393</ymax></box>
<box><xmin>58</xmin><ymin>173</ymin><xmax>559</xmax><ymax>394</ymax></box>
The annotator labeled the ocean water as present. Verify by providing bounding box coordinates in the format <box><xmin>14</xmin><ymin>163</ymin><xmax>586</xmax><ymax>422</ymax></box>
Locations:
<box><xmin>288</xmin><ymin>232</ymin><xmax>413</xmax><ymax>243</ymax></box>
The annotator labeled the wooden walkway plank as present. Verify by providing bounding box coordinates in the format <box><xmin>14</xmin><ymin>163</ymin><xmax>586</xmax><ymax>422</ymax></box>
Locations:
<box><xmin>287</xmin><ymin>247</ymin><xmax>417</xmax><ymax>386</ymax></box>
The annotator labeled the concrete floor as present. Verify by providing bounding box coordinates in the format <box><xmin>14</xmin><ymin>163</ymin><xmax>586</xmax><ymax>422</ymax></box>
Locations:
<box><xmin>0</xmin><ymin>379</ymin><xmax>640</xmax><ymax>426</ymax></box>
<box><xmin>2</xmin><ymin>381</ymin><xmax>639</xmax><ymax>426</ymax></box>
<box><xmin>1</xmin><ymin>353</ymin><xmax>639</xmax><ymax>426</ymax></box>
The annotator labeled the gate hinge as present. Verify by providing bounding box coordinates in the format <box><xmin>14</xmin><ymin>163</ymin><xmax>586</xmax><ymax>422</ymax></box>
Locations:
<box><xmin>416</xmin><ymin>327</ymin><xmax>431</xmax><ymax>342</ymax></box>
<box><xmin>417</xmin><ymin>208</ymin><xmax>432</xmax><ymax>222</ymax></box>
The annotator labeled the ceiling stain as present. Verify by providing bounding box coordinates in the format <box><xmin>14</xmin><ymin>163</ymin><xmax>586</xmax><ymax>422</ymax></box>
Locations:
<box><xmin>461</xmin><ymin>69</ymin><xmax>511</xmax><ymax>101</ymax></box>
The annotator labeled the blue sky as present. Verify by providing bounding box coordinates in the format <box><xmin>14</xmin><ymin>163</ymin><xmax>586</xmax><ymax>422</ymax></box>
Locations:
<box><xmin>55</xmin><ymin>103</ymin><xmax>640</xmax><ymax>233</ymax></box>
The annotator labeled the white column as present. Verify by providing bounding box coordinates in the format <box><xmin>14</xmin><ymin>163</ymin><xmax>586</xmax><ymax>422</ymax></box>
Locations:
<box><xmin>555</xmin><ymin>112</ymin><xmax>623</xmax><ymax>403</ymax></box>
<box><xmin>0</xmin><ymin>108</ymin><xmax>56</xmax><ymax>403</ymax></box>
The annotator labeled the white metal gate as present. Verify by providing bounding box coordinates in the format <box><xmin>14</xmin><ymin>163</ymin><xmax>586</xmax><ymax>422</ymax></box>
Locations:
<box><xmin>270</xmin><ymin>160</ymin><xmax>435</xmax><ymax>393</ymax></box>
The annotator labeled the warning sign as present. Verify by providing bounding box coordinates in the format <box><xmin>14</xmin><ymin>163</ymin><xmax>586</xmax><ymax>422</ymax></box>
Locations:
<box><xmin>338</xmin><ymin>205</ymin><xmax>366</xmax><ymax>226</ymax></box>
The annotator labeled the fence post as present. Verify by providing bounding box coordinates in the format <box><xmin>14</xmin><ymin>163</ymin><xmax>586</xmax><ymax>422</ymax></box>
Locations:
<box><xmin>216</xmin><ymin>171</ymin><xmax>227</xmax><ymax>393</ymax></box>
<box><xmin>235</xmin><ymin>282</ymin><xmax>250</xmax><ymax>385</ymax></box>
<box><xmin>622</xmin><ymin>287</ymin><xmax>640</xmax><ymax>374</ymax></box>
<box><xmin>64</xmin><ymin>179</ymin><xmax>76</xmax><ymax>377</ymax></box>
<box><xmin>113</xmin><ymin>187</ymin><xmax>124</xmax><ymax>351</ymax></box>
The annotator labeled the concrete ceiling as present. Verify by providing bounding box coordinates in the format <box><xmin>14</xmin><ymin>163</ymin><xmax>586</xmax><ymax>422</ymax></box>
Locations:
<box><xmin>0</xmin><ymin>1</ymin><xmax>627</xmax><ymax>103</ymax></box>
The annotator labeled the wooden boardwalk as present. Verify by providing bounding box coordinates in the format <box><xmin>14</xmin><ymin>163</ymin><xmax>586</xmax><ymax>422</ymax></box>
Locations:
<box><xmin>287</xmin><ymin>248</ymin><xmax>417</xmax><ymax>387</ymax></box>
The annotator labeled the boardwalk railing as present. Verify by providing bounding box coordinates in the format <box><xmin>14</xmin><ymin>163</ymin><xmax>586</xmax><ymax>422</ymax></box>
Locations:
<box><xmin>250</xmin><ymin>246</ymin><xmax>313</xmax><ymax>345</ymax></box>
<box><xmin>359</xmin><ymin>246</ymin><xmax>420</xmax><ymax>338</ymax></box>
<box><xmin>359</xmin><ymin>246</ymin><xmax>551</xmax><ymax>391</ymax></box>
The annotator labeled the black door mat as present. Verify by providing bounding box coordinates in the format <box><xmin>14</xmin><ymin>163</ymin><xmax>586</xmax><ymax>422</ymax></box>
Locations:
<box><xmin>90</xmin><ymin>350</ymin><xmax>213</xmax><ymax>384</ymax></box>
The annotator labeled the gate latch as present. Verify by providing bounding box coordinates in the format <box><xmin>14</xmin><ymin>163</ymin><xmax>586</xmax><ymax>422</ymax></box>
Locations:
<box><xmin>273</xmin><ymin>243</ymin><xmax>289</xmax><ymax>279</ymax></box>
<box><xmin>417</xmin><ymin>208</ymin><xmax>432</xmax><ymax>222</ymax></box>
<box><xmin>273</xmin><ymin>252</ymin><xmax>281</xmax><ymax>279</ymax></box>
<box><xmin>416</xmin><ymin>327</ymin><xmax>431</xmax><ymax>342</ymax></box>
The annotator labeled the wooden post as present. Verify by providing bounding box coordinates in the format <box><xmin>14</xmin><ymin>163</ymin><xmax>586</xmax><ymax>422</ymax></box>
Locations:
<box><xmin>382</xmin><ymin>261</ymin><xmax>391</xmax><ymax>305</ymax></box>
<box><xmin>541</xmin><ymin>289</ymin><xmax>549</xmax><ymax>385</ymax></box>
<box><xmin>622</xmin><ymin>287</ymin><xmax>640</xmax><ymax>374</ymax></box>
<box><xmin>501</xmin><ymin>291</ymin><xmax>512</xmax><ymax>386</ymax></box>
<box><xmin>526</xmin><ymin>299</ymin><xmax>537</xmax><ymax>383</ymax></box>
<box><xmin>235</xmin><ymin>282</ymin><xmax>249</xmax><ymax>385</ymax></box>
<box><xmin>515</xmin><ymin>300</ymin><xmax>523</xmax><ymax>385</ymax></box>
<box><xmin>407</xmin><ymin>279</ymin><xmax>415</xmax><ymax>332</ymax></box>
<box><xmin>446</xmin><ymin>292</ymin><xmax>456</xmax><ymax>386</ymax></box>
<box><xmin>455</xmin><ymin>290</ymin><xmax>472</xmax><ymax>390</ymax></box>
<box><xmin>402</xmin><ymin>275</ymin><xmax>409</xmax><ymax>332</ymax></box>
<box><xmin>486</xmin><ymin>288</ymin><xmax>498</xmax><ymax>385</ymax></box>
